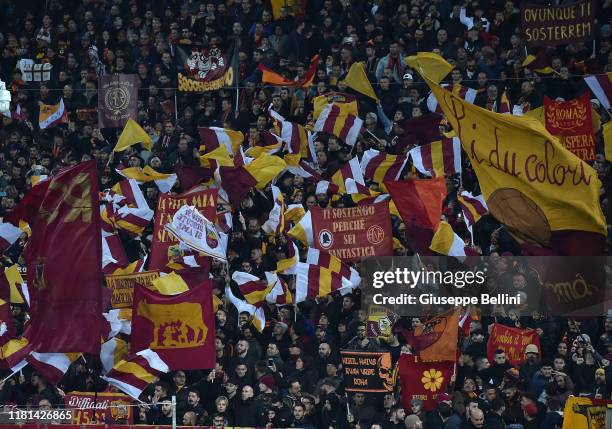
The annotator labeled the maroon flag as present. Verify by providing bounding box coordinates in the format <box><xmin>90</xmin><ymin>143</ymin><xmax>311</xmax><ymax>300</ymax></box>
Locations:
<box><xmin>398</xmin><ymin>354</ymin><xmax>454</xmax><ymax>411</ymax></box>
<box><xmin>217</xmin><ymin>165</ymin><xmax>258</xmax><ymax>208</ymax></box>
<box><xmin>131</xmin><ymin>282</ymin><xmax>216</xmax><ymax>370</ymax></box>
<box><xmin>24</xmin><ymin>161</ymin><xmax>103</xmax><ymax>353</ymax></box>
<box><xmin>175</xmin><ymin>165</ymin><xmax>214</xmax><ymax>191</ymax></box>
<box><xmin>98</xmin><ymin>74</ymin><xmax>139</xmax><ymax>128</ymax></box>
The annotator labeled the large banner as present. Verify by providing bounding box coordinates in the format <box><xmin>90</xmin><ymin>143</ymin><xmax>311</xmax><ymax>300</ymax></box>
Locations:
<box><xmin>486</xmin><ymin>324</ymin><xmax>541</xmax><ymax>366</ymax></box>
<box><xmin>176</xmin><ymin>44</ymin><xmax>237</xmax><ymax>92</ymax></box>
<box><xmin>398</xmin><ymin>354</ymin><xmax>454</xmax><ymax>411</ymax></box>
<box><xmin>104</xmin><ymin>271</ymin><xmax>160</xmax><ymax>309</ymax></box>
<box><xmin>64</xmin><ymin>391</ymin><xmax>133</xmax><ymax>424</ymax></box>
<box><xmin>562</xmin><ymin>397</ymin><xmax>611</xmax><ymax>429</ymax></box>
<box><xmin>311</xmin><ymin>202</ymin><xmax>392</xmax><ymax>262</ymax></box>
<box><xmin>521</xmin><ymin>0</ymin><xmax>595</xmax><ymax>46</ymax></box>
<box><xmin>544</xmin><ymin>93</ymin><xmax>595</xmax><ymax>161</ymax></box>
<box><xmin>340</xmin><ymin>350</ymin><xmax>394</xmax><ymax>393</ymax></box>
<box><xmin>98</xmin><ymin>74</ymin><xmax>139</xmax><ymax>129</ymax></box>
<box><xmin>149</xmin><ymin>188</ymin><xmax>217</xmax><ymax>270</ymax></box>
<box><xmin>131</xmin><ymin>282</ymin><xmax>216</xmax><ymax>370</ymax></box>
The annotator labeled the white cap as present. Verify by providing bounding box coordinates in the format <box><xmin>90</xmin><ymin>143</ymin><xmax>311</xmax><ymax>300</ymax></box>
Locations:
<box><xmin>403</xmin><ymin>73</ymin><xmax>413</xmax><ymax>80</ymax></box>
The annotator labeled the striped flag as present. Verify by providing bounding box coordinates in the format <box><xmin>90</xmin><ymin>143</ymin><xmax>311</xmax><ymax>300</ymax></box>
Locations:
<box><xmin>497</xmin><ymin>90</ymin><xmax>512</xmax><ymax>114</ymax></box>
<box><xmin>313</xmin><ymin>92</ymin><xmax>358</xmax><ymax>119</ymax></box>
<box><xmin>245</xmin><ymin>130</ymin><xmax>284</xmax><ymax>157</ymax></box>
<box><xmin>360</xmin><ymin>149</ymin><xmax>409</xmax><ymax>188</ymax></box>
<box><xmin>274</xmin><ymin>116</ymin><xmax>312</xmax><ymax>163</ymax></box>
<box><xmin>200</xmin><ymin>144</ymin><xmax>235</xmax><ymax>168</ymax></box>
<box><xmin>429</xmin><ymin>221</ymin><xmax>467</xmax><ymax>257</ymax></box>
<box><xmin>330</xmin><ymin>157</ymin><xmax>364</xmax><ymax>193</ymax></box>
<box><xmin>284</xmin><ymin>204</ymin><xmax>306</xmax><ymax>227</ymax></box>
<box><xmin>39</xmin><ymin>98</ymin><xmax>69</xmax><ymax>129</ymax></box>
<box><xmin>306</xmin><ymin>248</ymin><xmax>361</xmax><ymax>287</ymax></box>
<box><xmin>295</xmin><ymin>262</ymin><xmax>357</xmax><ymax>303</ymax></box>
<box><xmin>409</xmin><ymin>137</ymin><xmax>461</xmax><ymax>177</ymax></box>
<box><xmin>117</xmin><ymin>166</ymin><xmax>177</xmax><ymax>193</ymax></box>
<box><xmin>198</xmin><ymin>127</ymin><xmax>244</xmax><ymax>155</ymax></box>
<box><xmin>314</xmin><ymin>104</ymin><xmax>363</xmax><ymax>146</ymax></box>
<box><xmin>262</xmin><ymin>185</ymin><xmax>286</xmax><ymax>235</ymax></box>
<box><xmin>26</xmin><ymin>352</ymin><xmax>80</xmax><ymax>385</ymax></box>
<box><xmin>225</xmin><ymin>286</ymin><xmax>266</xmax><ymax>332</ymax></box>
<box><xmin>100</xmin><ymin>337</ymin><xmax>129</xmax><ymax>374</ymax></box>
<box><xmin>287</xmin><ymin>210</ymin><xmax>313</xmax><ymax>246</ymax></box>
<box><xmin>0</xmin><ymin>337</ymin><xmax>30</xmax><ymax>373</ymax></box>
<box><xmin>259</xmin><ymin>55</ymin><xmax>319</xmax><ymax>88</ymax></box>
<box><xmin>217</xmin><ymin>210</ymin><xmax>233</xmax><ymax>233</ymax></box>
<box><xmin>101</xmin><ymin>349</ymin><xmax>170</xmax><ymax>400</ymax></box>
<box><xmin>457</xmin><ymin>191</ymin><xmax>488</xmax><ymax>228</ymax></box>
<box><xmin>104</xmin><ymin>309</ymin><xmax>132</xmax><ymax>337</ymax></box>
<box><xmin>101</xmin><ymin>230</ymin><xmax>129</xmax><ymax>274</ymax></box>
<box><xmin>232</xmin><ymin>271</ymin><xmax>274</xmax><ymax>307</ymax></box>
<box><xmin>585</xmin><ymin>73</ymin><xmax>612</xmax><ymax>111</ymax></box>
<box><xmin>266</xmin><ymin>273</ymin><xmax>293</xmax><ymax>305</ymax></box>
<box><xmin>101</xmin><ymin>179</ymin><xmax>154</xmax><ymax>236</ymax></box>
<box><xmin>427</xmin><ymin>84</ymin><xmax>477</xmax><ymax>113</ymax></box>
<box><xmin>275</xmin><ymin>239</ymin><xmax>300</xmax><ymax>274</ymax></box>
<box><xmin>0</xmin><ymin>222</ymin><xmax>22</xmax><ymax>252</ymax></box>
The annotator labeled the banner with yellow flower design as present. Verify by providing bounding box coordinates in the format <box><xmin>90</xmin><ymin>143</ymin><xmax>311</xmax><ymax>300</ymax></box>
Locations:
<box><xmin>398</xmin><ymin>354</ymin><xmax>454</xmax><ymax>411</ymax></box>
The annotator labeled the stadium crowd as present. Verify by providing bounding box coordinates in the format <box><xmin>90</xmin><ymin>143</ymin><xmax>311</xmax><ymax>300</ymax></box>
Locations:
<box><xmin>0</xmin><ymin>0</ymin><xmax>612</xmax><ymax>428</ymax></box>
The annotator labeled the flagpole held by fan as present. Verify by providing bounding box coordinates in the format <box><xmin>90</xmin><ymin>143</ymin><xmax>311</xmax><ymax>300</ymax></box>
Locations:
<box><xmin>172</xmin><ymin>395</ymin><xmax>177</xmax><ymax>429</ymax></box>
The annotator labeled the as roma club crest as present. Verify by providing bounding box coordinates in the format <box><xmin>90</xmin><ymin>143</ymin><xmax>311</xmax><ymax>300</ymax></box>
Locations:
<box><xmin>205</xmin><ymin>223</ymin><xmax>218</xmax><ymax>248</ymax></box>
<box><xmin>186</xmin><ymin>48</ymin><xmax>225</xmax><ymax>81</ymax></box>
<box><xmin>104</xmin><ymin>85</ymin><xmax>130</xmax><ymax>116</ymax></box>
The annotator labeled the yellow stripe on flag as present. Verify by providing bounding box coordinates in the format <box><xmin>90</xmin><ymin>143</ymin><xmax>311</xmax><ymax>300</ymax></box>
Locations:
<box><xmin>150</xmin><ymin>272</ymin><xmax>189</xmax><ymax>295</ymax></box>
<box><xmin>319</xmin><ymin>268</ymin><xmax>332</xmax><ymax>297</ymax></box>
<box><xmin>5</xmin><ymin>265</ymin><xmax>24</xmax><ymax>304</ymax></box>
<box><xmin>430</xmin><ymin>141</ymin><xmax>445</xmax><ymax>177</ymax></box>
<box><xmin>604</xmin><ymin>121</ymin><xmax>612</xmax><ymax>162</ymax></box>
<box><xmin>115</xmin><ymin>362</ymin><xmax>158</xmax><ymax>384</ymax></box>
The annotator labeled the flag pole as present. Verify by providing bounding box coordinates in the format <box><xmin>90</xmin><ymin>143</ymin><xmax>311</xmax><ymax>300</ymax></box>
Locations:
<box><xmin>172</xmin><ymin>395</ymin><xmax>177</xmax><ymax>429</ymax></box>
<box><xmin>170</xmin><ymin>44</ymin><xmax>179</xmax><ymax>124</ymax></box>
<box><xmin>234</xmin><ymin>39</ymin><xmax>240</xmax><ymax>119</ymax></box>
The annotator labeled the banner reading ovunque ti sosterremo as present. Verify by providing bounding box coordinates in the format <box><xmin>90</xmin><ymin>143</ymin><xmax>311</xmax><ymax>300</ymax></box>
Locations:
<box><xmin>521</xmin><ymin>0</ymin><xmax>595</xmax><ymax>47</ymax></box>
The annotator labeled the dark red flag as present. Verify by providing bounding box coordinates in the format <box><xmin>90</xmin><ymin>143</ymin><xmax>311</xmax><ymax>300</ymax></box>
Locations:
<box><xmin>24</xmin><ymin>161</ymin><xmax>103</xmax><ymax>353</ymax></box>
<box><xmin>131</xmin><ymin>282</ymin><xmax>216</xmax><ymax>370</ymax></box>
<box><xmin>385</xmin><ymin>177</ymin><xmax>447</xmax><ymax>230</ymax></box>
<box><xmin>398</xmin><ymin>354</ymin><xmax>454</xmax><ymax>411</ymax></box>
<box><xmin>218</xmin><ymin>165</ymin><xmax>257</xmax><ymax>208</ymax></box>
<box><xmin>175</xmin><ymin>165</ymin><xmax>214</xmax><ymax>191</ymax></box>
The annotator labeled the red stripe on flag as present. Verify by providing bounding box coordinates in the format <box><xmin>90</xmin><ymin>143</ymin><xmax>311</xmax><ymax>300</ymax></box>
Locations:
<box><xmin>441</xmin><ymin>138</ymin><xmax>455</xmax><ymax>175</ymax></box>
<box><xmin>241</xmin><ymin>281</ymin><xmax>268</xmax><ymax>295</ymax></box>
<box><xmin>597</xmin><ymin>75</ymin><xmax>612</xmax><ymax>102</ymax></box>
<box><xmin>385</xmin><ymin>156</ymin><xmax>405</xmax><ymax>182</ymax></box>
<box><xmin>421</xmin><ymin>145</ymin><xmax>433</xmax><ymax>173</ymax></box>
<box><xmin>365</xmin><ymin>153</ymin><xmax>385</xmax><ymax>180</ymax></box>
<box><xmin>306</xmin><ymin>265</ymin><xmax>321</xmax><ymax>299</ymax></box>
<box><xmin>338</xmin><ymin>114</ymin><xmax>356</xmax><ymax>142</ymax></box>
<box><xmin>322</xmin><ymin>106</ymin><xmax>339</xmax><ymax>135</ymax></box>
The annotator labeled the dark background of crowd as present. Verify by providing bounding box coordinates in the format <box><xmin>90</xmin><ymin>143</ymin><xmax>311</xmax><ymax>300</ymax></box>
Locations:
<box><xmin>0</xmin><ymin>0</ymin><xmax>611</xmax><ymax>428</ymax></box>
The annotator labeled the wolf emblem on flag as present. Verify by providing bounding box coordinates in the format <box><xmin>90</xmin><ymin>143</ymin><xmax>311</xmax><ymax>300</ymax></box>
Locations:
<box><xmin>205</xmin><ymin>222</ymin><xmax>218</xmax><ymax>248</ymax></box>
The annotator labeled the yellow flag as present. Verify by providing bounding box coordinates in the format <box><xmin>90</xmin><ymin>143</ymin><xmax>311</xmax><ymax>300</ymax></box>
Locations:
<box><xmin>244</xmin><ymin>153</ymin><xmax>287</xmax><ymax>189</ymax></box>
<box><xmin>212</xmin><ymin>294</ymin><xmax>222</xmax><ymax>312</ymax></box>
<box><xmin>200</xmin><ymin>145</ymin><xmax>234</xmax><ymax>168</ymax></box>
<box><xmin>405</xmin><ymin>52</ymin><xmax>453</xmax><ymax>84</ymax></box>
<box><xmin>562</xmin><ymin>396</ymin><xmax>607</xmax><ymax>429</ymax></box>
<box><xmin>426</xmin><ymin>76</ymin><xmax>606</xmax><ymax>245</ymax></box>
<box><xmin>605</xmin><ymin>121</ymin><xmax>612</xmax><ymax>162</ymax></box>
<box><xmin>114</xmin><ymin>118</ymin><xmax>153</xmax><ymax>152</ymax></box>
<box><xmin>150</xmin><ymin>272</ymin><xmax>189</xmax><ymax>295</ymax></box>
<box><xmin>4</xmin><ymin>265</ymin><xmax>25</xmax><ymax>304</ymax></box>
<box><xmin>340</xmin><ymin>62</ymin><xmax>378</xmax><ymax>101</ymax></box>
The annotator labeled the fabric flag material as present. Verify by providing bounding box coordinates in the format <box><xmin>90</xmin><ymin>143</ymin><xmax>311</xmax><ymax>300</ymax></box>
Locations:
<box><xmin>341</xmin><ymin>62</ymin><xmax>378</xmax><ymax>100</ymax></box>
<box><xmin>232</xmin><ymin>271</ymin><xmax>274</xmax><ymax>307</ymax></box>
<box><xmin>150</xmin><ymin>272</ymin><xmax>190</xmax><ymax>296</ymax></box>
<box><xmin>244</xmin><ymin>153</ymin><xmax>287</xmax><ymax>189</ymax></box>
<box><xmin>0</xmin><ymin>299</ymin><xmax>15</xmax><ymax>345</ymax></box>
<box><xmin>409</xmin><ymin>137</ymin><xmax>462</xmax><ymax>177</ymax></box>
<box><xmin>198</xmin><ymin>127</ymin><xmax>243</xmax><ymax>155</ymax></box>
<box><xmin>487</xmin><ymin>324</ymin><xmax>541</xmax><ymax>366</ymax></box>
<box><xmin>562</xmin><ymin>396</ymin><xmax>610</xmax><ymax>429</ymax></box>
<box><xmin>457</xmin><ymin>191</ymin><xmax>488</xmax><ymax>228</ymax></box>
<box><xmin>259</xmin><ymin>55</ymin><xmax>319</xmax><ymax>88</ymax></box>
<box><xmin>360</xmin><ymin>149</ymin><xmax>408</xmax><ymax>188</ymax></box>
<box><xmin>98</xmin><ymin>74</ymin><xmax>139</xmax><ymax>128</ymax></box>
<box><xmin>216</xmin><ymin>165</ymin><xmax>258</xmax><ymax>208</ymax></box>
<box><xmin>605</xmin><ymin>121</ymin><xmax>612</xmax><ymax>162</ymax></box>
<box><xmin>287</xmin><ymin>210</ymin><xmax>313</xmax><ymax>246</ymax></box>
<box><xmin>385</xmin><ymin>177</ymin><xmax>447</xmax><ymax>230</ymax></box>
<box><xmin>405</xmin><ymin>52</ymin><xmax>453</xmax><ymax>84</ymax></box>
<box><xmin>275</xmin><ymin>117</ymin><xmax>311</xmax><ymax>163</ymax></box>
<box><xmin>114</xmin><ymin>118</ymin><xmax>153</xmax><ymax>152</ymax></box>
<box><xmin>430</xmin><ymin>221</ymin><xmax>467</xmax><ymax>257</ymax></box>
<box><xmin>101</xmin><ymin>349</ymin><xmax>170</xmax><ymax>400</ymax></box>
<box><xmin>522</xmin><ymin>52</ymin><xmax>554</xmax><ymax>74</ymax></box>
<box><xmin>397</xmin><ymin>113</ymin><xmax>443</xmax><ymax>147</ymax></box>
<box><xmin>225</xmin><ymin>286</ymin><xmax>266</xmax><ymax>332</ymax></box>
<box><xmin>0</xmin><ymin>222</ymin><xmax>22</xmax><ymax>252</ymax></box>
<box><xmin>26</xmin><ymin>352</ymin><xmax>80</xmax><ymax>385</ymax></box>
<box><xmin>398</xmin><ymin>354</ymin><xmax>454</xmax><ymax>411</ymax></box>
<box><xmin>100</xmin><ymin>337</ymin><xmax>129</xmax><ymax>374</ymax></box>
<box><xmin>200</xmin><ymin>144</ymin><xmax>235</xmax><ymax>168</ymax></box>
<box><xmin>117</xmin><ymin>166</ymin><xmax>177</xmax><ymax>194</ymax></box>
<box><xmin>366</xmin><ymin>305</ymin><xmax>400</xmax><ymax>339</ymax></box>
<box><xmin>101</xmin><ymin>179</ymin><xmax>154</xmax><ymax>236</ymax></box>
<box><xmin>0</xmin><ymin>337</ymin><xmax>30</xmax><ymax>372</ymax></box>
<box><xmin>262</xmin><ymin>185</ymin><xmax>285</xmax><ymax>235</ymax></box>
<box><xmin>314</xmin><ymin>104</ymin><xmax>363</xmax><ymax>146</ymax></box>
<box><xmin>313</xmin><ymin>92</ymin><xmax>358</xmax><ymax>119</ymax></box>
<box><xmin>39</xmin><ymin>99</ymin><xmax>68</xmax><ymax>129</ymax></box>
<box><xmin>305</xmin><ymin>248</ymin><xmax>361</xmax><ymax>287</ymax></box>
<box><xmin>584</xmin><ymin>73</ymin><xmax>612</xmax><ymax>111</ymax></box>
<box><xmin>176</xmin><ymin>44</ymin><xmax>237</xmax><ymax>92</ymax></box>
<box><xmin>175</xmin><ymin>165</ymin><xmax>214</xmax><ymax>190</ymax></box>
<box><xmin>265</xmin><ymin>272</ymin><xmax>293</xmax><ymax>305</ymax></box>
<box><xmin>165</xmin><ymin>205</ymin><xmax>227</xmax><ymax>262</ymax></box>
<box><xmin>424</xmin><ymin>74</ymin><xmax>607</xmax><ymax>254</ymax></box>
<box><xmin>24</xmin><ymin>160</ymin><xmax>103</xmax><ymax>353</ymax></box>
<box><xmin>294</xmin><ymin>262</ymin><xmax>357</xmax><ymax>302</ymax></box>
<box><xmin>407</xmin><ymin>310</ymin><xmax>459</xmax><ymax>361</ymax></box>
<box><xmin>0</xmin><ymin>265</ymin><xmax>26</xmax><ymax>305</ymax></box>
<box><xmin>244</xmin><ymin>130</ymin><xmax>283</xmax><ymax>158</ymax></box>
<box><xmin>131</xmin><ymin>282</ymin><xmax>216</xmax><ymax>370</ymax></box>
<box><xmin>275</xmin><ymin>239</ymin><xmax>300</xmax><ymax>274</ymax></box>
<box><xmin>427</xmin><ymin>84</ymin><xmax>477</xmax><ymax>113</ymax></box>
